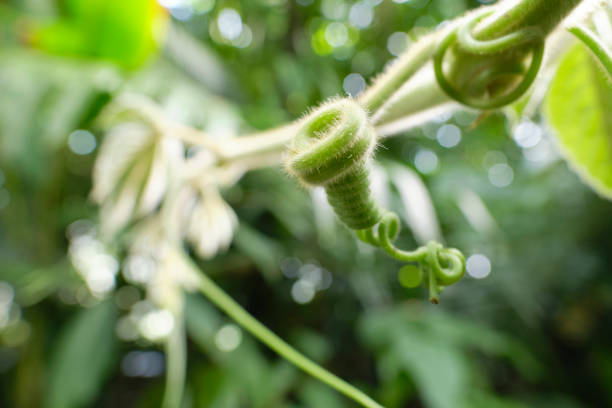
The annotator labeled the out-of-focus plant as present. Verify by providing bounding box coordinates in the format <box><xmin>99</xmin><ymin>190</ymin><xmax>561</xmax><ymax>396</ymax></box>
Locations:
<box><xmin>69</xmin><ymin>1</ymin><xmax>612</xmax><ymax>406</ymax></box>
<box><xmin>27</xmin><ymin>0</ymin><xmax>168</xmax><ymax>69</ymax></box>
<box><xmin>2</xmin><ymin>0</ymin><xmax>612</xmax><ymax>407</ymax></box>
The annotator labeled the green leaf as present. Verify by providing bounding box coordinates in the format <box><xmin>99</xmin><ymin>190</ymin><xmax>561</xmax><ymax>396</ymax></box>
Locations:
<box><xmin>359</xmin><ymin>308</ymin><xmax>470</xmax><ymax>408</ymax></box>
<box><xmin>185</xmin><ymin>293</ymin><xmax>222</xmax><ymax>353</ymax></box>
<box><xmin>46</xmin><ymin>300</ymin><xmax>118</xmax><ymax>408</ymax></box>
<box><xmin>544</xmin><ymin>44</ymin><xmax>612</xmax><ymax>199</ymax></box>
<box><xmin>299</xmin><ymin>379</ymin><xmax>346</xmax><ymax>408</ymax></box>
<box><xmin>30</xmin><ymin>0</ymin><xmax>168</xmax><ymax>69</ymax></box>
<box><xmin>0</xmin><ymin>50</ymin><xmax>118</xmax><ymax>179</ymax></box>
<box><xmin>233</xmin><ymin>224</ymin><xmax>282</xmax><ymax>281</ymax></box>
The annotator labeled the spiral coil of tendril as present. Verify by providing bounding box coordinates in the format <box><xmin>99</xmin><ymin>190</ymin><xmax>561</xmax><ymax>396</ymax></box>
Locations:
<box><xmin>286</xmin><ymin>99</ymin><xmax>465</xmax><ymax>303</ymax></box>
<box><xmin>286</xmin><ymin>99</ymin><xmax>383</xmax><ymax>230</ymax></box>
<box><xmin>434</xmin><ymin>10</ymin><xmax>545</xmax><ymax>109</ymax></box>
<box><xmin>357</xmin><ymin>212</ymin><xmax>465</xmax><ymax>303</ymax></box>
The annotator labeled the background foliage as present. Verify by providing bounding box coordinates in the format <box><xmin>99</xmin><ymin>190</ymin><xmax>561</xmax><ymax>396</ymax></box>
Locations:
<box><xmin>1</xmin><ymin>0</ymin><xmax>612</xmax><ymax>407</ymax></box>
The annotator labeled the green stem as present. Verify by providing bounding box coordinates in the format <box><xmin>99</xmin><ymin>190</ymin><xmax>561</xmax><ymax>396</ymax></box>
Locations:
<box><xmin>568</xmin><ymin>25</ymin><xmax>612</xmax><ymax>80</ymax></box>
<box><xmin>216</xmin><ymin>123</ymin><xmax>299</xmax><ymax>162</ymax></box>
<box><xmin>359</xmin><ymin>31</ymin><xmax>440</xmax><ymax>114</ymax></box>
<box><xmin>371</xmin><ymin>69</ymin><xmax>451</xmax><ymax>127</ymax></box>
<box><xmin>179</xmin><ymin>251</ymin><xmax>384</xmax><ymax>408</ymax></box>
<box><xmin>475</xmin><ymin>0</ymin><xmax>583</xmax><ymax>40</ymax></box>
<box><xmin>162</xmin><ymin>293</ymin><xmax>187</xmax><ymax>408</ymax></box>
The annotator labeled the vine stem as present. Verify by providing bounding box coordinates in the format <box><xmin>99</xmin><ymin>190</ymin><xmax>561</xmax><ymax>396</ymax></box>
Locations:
<box><xmin>177</xmin><ymin>250</ymin><xmax>384</xmax><ymax>408</ymax></box>
<box><xmin>162</xmin><ymin>293</ymin><xmax>187</xmax><ymax>408</ymax></box>
<box><xmin>358</xmin><ymin>31</ymin><xmax>442</xmax><ymax>114</ymax></box>
<box><xmin>474</xmin><ymin>0</ymin><xmax>583</xmax><ymax>40</ymax></box>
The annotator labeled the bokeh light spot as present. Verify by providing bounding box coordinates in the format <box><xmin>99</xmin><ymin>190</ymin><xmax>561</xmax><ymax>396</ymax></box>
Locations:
<box><xmin>387</xmin><ymin>32</ymin><xmax>410</xmax><ymax>56</ymax></box>
<box><xmin>414</xmin><ymin>148</ymin><xmax>439</xmax><ymax>174</ymax></box>
<box><xmin>139</xmin><ymin>309</ymin><xmax>174</xmax><ymax>341</ymax></box>
<box><xmin>121</xmin><ymin>351</ymin><xmax>165</xmax><ymax>377</ymax></box>
<box><xmin>325</xmin><ymin>22</ymin><xmax>349</xmax><ymax>47</ymax></box>
<box><xmin>349</xmin><ymin>2</ymin><xmax>374</xmax><ymax>29</ymax></box>
<box><xmin>68</xmin><ymin>130</ymin><xmax>97</xmax><ymax>155</ymax></box>
<box><xmin>218</xmin><ymin>8</ymin><xmax>243</xmax><ymax>41</ymax></box>
<box><xmin>281</xmin><ymin>257</ymin><xmax>302</xmax><ymax>278</ymax></box>
<box><xmin>513</xmin><ymin>119</ymin><xmax>543</xmax><ymax>148</ymax></box>
<box><xmin>215</xmin><ymin>324</ymin><xmax>242</xmax><ymax>352</ymax></box>
<box><xmin>398</xmin><ymin>265</ymin><xmax>423</xmax><ymax>288</ymax></box>
<box><xmin>436</xmin><ymin>124</ymin><xmax>461</xmax><ymax>148</ymax></box>
<box><xmin>488</xmin><ymin>163</ymin><xmax>514</xmax><ymax>187</ymax></box>
<box><xmin>466</xmin><ymin>254</ymin><xmax>491</xmax><ymax>279</ymax></box>
<box><xmin>343</xmin><ymin>73</ymin><xmax>366</xmax><ymax>96</ymax></box>
<box><xmin>291</xmin><ymin>279</ymin><xmax>316</xmax><ymax>304</ymax></box>
<box><xmin>321</xmin><ymin>0</ymin><xmax>347</xmax><ymax>20</ymax></box>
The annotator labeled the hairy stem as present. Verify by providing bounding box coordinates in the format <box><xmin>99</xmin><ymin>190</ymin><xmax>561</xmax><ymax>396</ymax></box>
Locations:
<box><xmin>178</xmin><ymin>251</ymin><xmax>384</xmax><ymax>408</ymax></box>
<box><xmin>359</xmin><ymin>31</ymin><xmax>441</xmax><ymax>114</ymax></box>
<box><xmin>216</xmin><ymin>123</ymin><xmax>299</xmax><ymax>162</ymax></box>
<box><xmin>371</xmin><ymin>67</ymin><xmax>452</xmax><ymax>126</ymax></box>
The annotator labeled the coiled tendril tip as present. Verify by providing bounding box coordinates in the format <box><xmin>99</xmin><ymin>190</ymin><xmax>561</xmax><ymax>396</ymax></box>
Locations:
<box><xmin>358</xmin><ymin>213</ymin><xmax>465</xmax><ymax>303</ymax></box>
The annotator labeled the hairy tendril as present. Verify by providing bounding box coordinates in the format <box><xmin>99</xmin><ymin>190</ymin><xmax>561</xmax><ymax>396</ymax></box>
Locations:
<box><xmin>434</xmin><ymin>9</ymin><xmax>545</xmax><ymax>109</ymax></box>
<box><xmin>286</xmin><ymin>99</ymin><xmax>465</xmax><ymax>303</ymax></box>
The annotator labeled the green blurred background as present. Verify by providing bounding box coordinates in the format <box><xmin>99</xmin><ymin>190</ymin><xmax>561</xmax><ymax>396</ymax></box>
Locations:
<box><xmin>1</xmin><ymin>0</ymin><xmax>612</xmax><ymax>407</ymax></box>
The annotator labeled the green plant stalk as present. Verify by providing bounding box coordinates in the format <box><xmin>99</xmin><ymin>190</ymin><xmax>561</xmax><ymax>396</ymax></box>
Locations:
<box><xmin>371</xmin><ymin>68</ymin><xmax>452</xmax><ymax>126</ymax></box>
<box><xmin>179</xmin><ymin>251</ymin><xmax>384</xmax><ymax>408</ymax></box>
<box><xmin>568</xmin><ymin>25</ymin><xmax>612</xmax><ymax>80</ymax></box>
<box><xmin>475</xmin><ymin>0</ymin><xmax>583</xmax><ymax>39</ymax></box>
<box><xmin>359</xmin><ymin>31</ymin><xmax>441</xmax><ymax>114</ymax></box>
<box><xmin>162</xmin><ymin>294</ymin><xmax>187</xmax><ymax>408</ymax></box>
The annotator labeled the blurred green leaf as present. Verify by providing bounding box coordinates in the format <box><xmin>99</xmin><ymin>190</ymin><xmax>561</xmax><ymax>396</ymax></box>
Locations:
<box><xmin>360</xmin><ymin>306</ymin><xmax>543</xmax><ymax>408</ymax></box>
<box><xmin>299</xmin><ymin>379</ymin><xmax>346</xmax><ymax>408</ymax></box>
<box><xmin>30</xmin><ymin>0</ymin><xmax>168</xmax><ymax>69</ymax></box>
<box><xmin>185</xmin><ymin>293</ymin><xmax>223</xmax><ymax>353</ymax></box>
<box><xmin>360</xmin><ymin>307</ymin><xmax>470</xmax><ymax>408</ymax></box>
<box><xmin>45</xmin><ymin>300</ymin><xmax>118</xmax><ymax>408</ymax></box>
<box><xmin>0</xmin><ymin>261</ymin><xmax>77</xmax><ymax>306</ymax></box>
<box><xmin>290</xmin><ymin>328</ymin><xmax>334</xmax><ymax>363</ymax></box>
<box><xmin>545</xmin><ymin>43</ymin><xmax>612</xmax><ymax>199</ymax></box>
<box><xmin>466</xmin><ymin>390</ymin><xmax>528</xmax><ymax>408</ymax></box>
<box><xmin>0</xmin><ymin>50</ymin><xmax>117</xmax><ymax>175</ymax></box>
<box><xmin>233</xmin><ymin>224</ymin><xmax>282</xmax><ymax>280</ymax></box>
<box><xmin>424</xmin><ymin>313</ymin><xmax>543</xmax><ymax>381</ymax></box>
<box><xmin>191</xmin><ymin>366</ymin><xmax>241</xmax><ymax>408</ymax></box>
